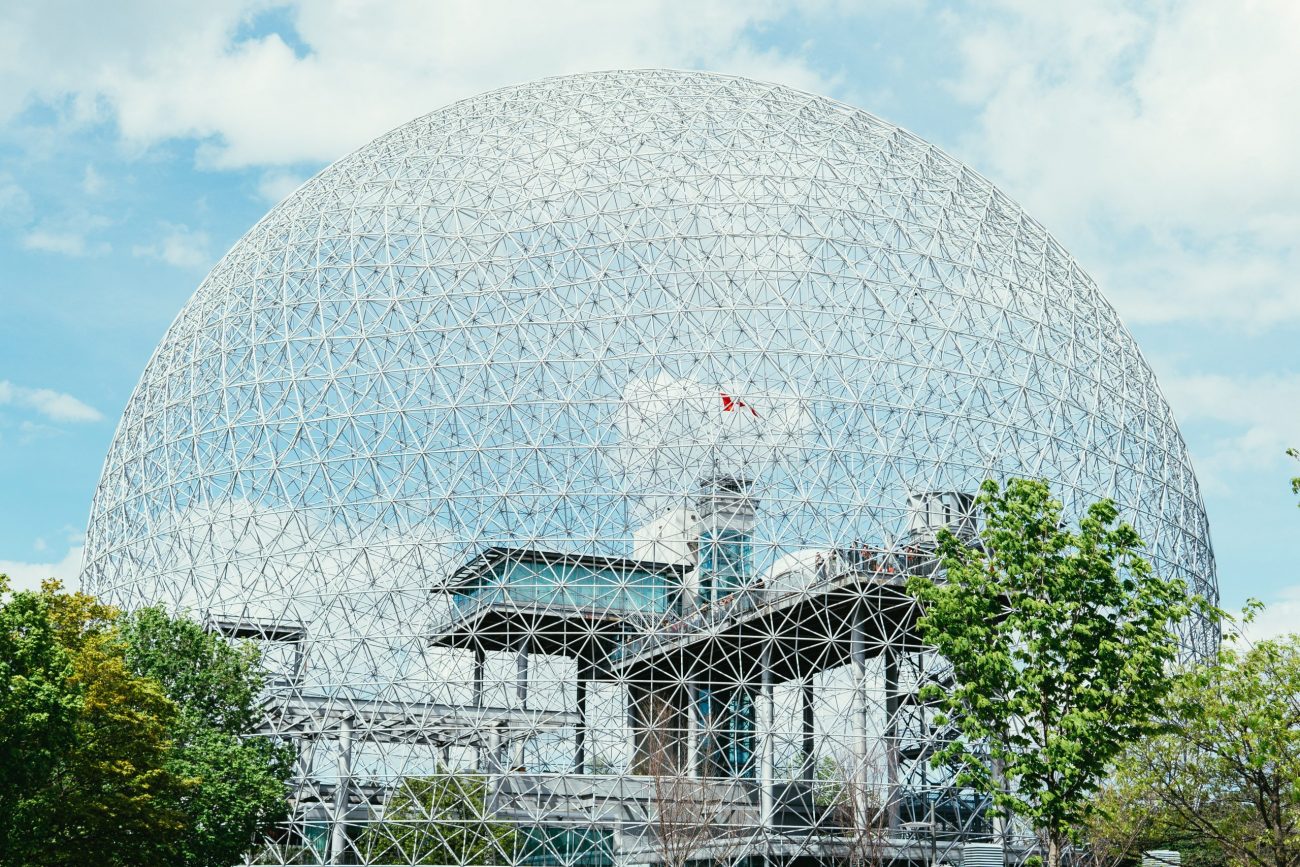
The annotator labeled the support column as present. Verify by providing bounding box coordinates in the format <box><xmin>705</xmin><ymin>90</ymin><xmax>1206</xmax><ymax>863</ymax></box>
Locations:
<box><xmin>515</xmin><ymin>644</ymin><xmax>529</xmax><ymax>709</ymax></box>
<box><xmin>686</xmin><ymin>684</ymin><xmax>700</xmax><ymax>778</ymax></box>
<box><xmin>473</xmin><ymin>646</ymin><xmax>485</xmax><ymax>706</ymax></box>
<box><xmin>851</xmin><ymin>621</ymin><xmax>871</xmax><ymax>825</ymax></box>
<box><xmin>760</xmin><ymin>665</ymin><xmax>776</xmax><ymax>835</ymax></box>
<box><xmin>513</xmin><ymin>640</ymin><xmax>529</xmax><ymax>770</ymax></box>
<box><xmin>884</xmin><ymin>648</ymin><xmax>901</xmax><ymax>830</ymax></box>
<box><xmin>800</xmin><ymin>675</ymin><xmax>816</xmax><ymax>782</ymax></box>
<box><xmin>628</xmin><ymin>682</ymin><xmax>646</xmax><ymax>774</ymax></box>
<box><xmin>295</xmin><ymin>732</ymin><xmax>317</xmax><ymax>794</ymax></box>
<box><xmin>574</xmin><ymin>663</ymin><xmax>589</xmax><ymax>773</ymax></box>
<box><xmin>292</xmin><ymin>636</ymin><xmax>306</xmax><ymax>686</ymax></box>
<box><xmin>486</xmin><ymin>728</ymin><xmax>504</xmax><ymax>774</ymax></box>
<box><xmin>330</xmin><ymin>716</ymin><xmax>353</xmax><ymax>865</ymax></box>
<box><xmin>473</xmin><ymin>646</ymin><xmax>486</xmax><ymax>771</ymax></box>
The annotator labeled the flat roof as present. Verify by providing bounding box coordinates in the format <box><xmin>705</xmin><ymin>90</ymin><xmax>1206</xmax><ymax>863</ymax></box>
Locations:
<box><xmin>440</xmin><ymin>545</ymin><xmax>688</xmax><ymax>592</ymax></box>
<box><xmin>206</xmin><ymin>614</ymin><xmax>307</xmax><ymax>643</ymax></box>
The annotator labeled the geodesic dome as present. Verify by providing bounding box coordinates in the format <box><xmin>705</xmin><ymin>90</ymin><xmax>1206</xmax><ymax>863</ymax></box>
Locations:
<box><xmin>83</xmin><ymin>69</ymin><xmax>1217</xmax><ymax>866</ymax></box>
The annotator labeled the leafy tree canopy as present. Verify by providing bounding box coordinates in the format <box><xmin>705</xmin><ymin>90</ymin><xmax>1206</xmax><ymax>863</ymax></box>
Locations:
<box><xmin>908</xmin><ymin>478</ymin><xmax>1204</xmax><ymax>867</ymax></box>
<box><xmin>121</xmin><ymin>606</ymin><xmax>294</xmax><ymax>867</ymax></box>
<box><xmin>0</xmin><ymin>575</ymin><xmax>79</xmax><ymax>843</ymax></box>
<box><xmin>0</xmin><ymin>580</ymin><xmax>291</xmax><ymax>867</ymax></box>
<box><xmin>1</xmin><ymin>581</ymin><xmax>183</xmax><ymax>866</ymax></box>
<box><xmin>1097</xmin><ymin>633</ymin><xmax>1300</xmax><ymax>867</ymax></box>
<box><xmin>359</xmin><ymin>772</ymin><xmax>518</xmax><ymax>866</ymax></box>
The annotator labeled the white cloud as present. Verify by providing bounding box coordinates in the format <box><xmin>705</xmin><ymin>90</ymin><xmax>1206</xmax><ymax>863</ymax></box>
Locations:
<box><xmin>19</xmin><ymin>210</ymin><xmax>113</xmax><ymax>257</ymax></box>
<box><xmin>1090</xmin><ymin>234</ymin><xmax>1300</xmax><ymax>328</ymax></box>
<box><xmin>1240</xmin><ymin>584</ymin><xmax>1300</xmax><ymax>644</ymax></box>
<box><xmin>0</xmin><ymin>379</ymin><xmax>104</xmax><ymax>422</ymax></box>
<box><xmin>132</xmin><ymin>221</ymin><xmax>212</xmax><ymax>268</ymax></box>
<box><xmin>21</xmin><ymin>227</ymin><xmax>108</xmax><ymax>257</ymax></box>
<box><xmin>0</xmin><ymin>545</ymin><xmax>83</xmax><ymax>594</ymax></box>
<box><xmin>256</xmin><ymin>168</ymin><xmax>307</xmax><ymax>204</ymax></box>
<box><xmin>947</xmin><ymin>0</ymin><xmax>1300</xmax><ymax>327</ymax></box>
<box><xmin>616</xmin><ymin>371</ymin><xmax>816</xmax><ymax>520</ymax></box>
<box><xmin>0</xmin><ymin>174</ymin><xmax>32</xmax><ymax>225</ymax></box>
<box><xmin>1159</xmin><ymin>370</ymin><xmax>1300</xmax><ymax>489</ymax></box>
<box><xmin>0</xmin><ymin>1</ymin><xmax>832</xmax><ymax>170</ymax></box>
<box><xmin>81</xmin><ymin>164</ymin><xmax>105</xmax><ymax>195</ymax></box>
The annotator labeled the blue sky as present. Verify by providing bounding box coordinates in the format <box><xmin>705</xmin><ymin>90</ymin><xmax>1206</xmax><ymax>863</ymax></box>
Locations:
<box><xmin>1</xmin><ymin>1</ymin><xmax>1297</xmax><ymax>633</ymax></box>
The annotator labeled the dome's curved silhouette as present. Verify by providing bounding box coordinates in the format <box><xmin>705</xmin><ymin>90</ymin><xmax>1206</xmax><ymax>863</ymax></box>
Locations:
<box><xmin>84</xmin><ymin>70</ymin><xmax>1216</xmax><ymax>866</ymax></box>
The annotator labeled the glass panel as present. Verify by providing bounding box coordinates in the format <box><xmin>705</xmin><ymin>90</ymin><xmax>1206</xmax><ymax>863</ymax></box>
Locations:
<box><xmin>455</xmin><ymin>556</ymin><xmax>678</xmax><ymax>617</ymax></box>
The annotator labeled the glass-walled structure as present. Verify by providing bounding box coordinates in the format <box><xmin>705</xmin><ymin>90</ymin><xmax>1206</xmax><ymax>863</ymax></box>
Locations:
<box><xmin>444</xmin><ymin>548</ymin><xmax>681</xmax><ymax>620</ymax></box>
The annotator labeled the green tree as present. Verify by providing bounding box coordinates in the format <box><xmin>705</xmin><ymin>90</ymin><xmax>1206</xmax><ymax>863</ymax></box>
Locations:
<box><xmin>1083</xmin><ymin>760</ymin><xmax>1227</xmax><ymax>867</ymax></box>
<box><xmin>0</xmin><ymin>576</ymin><xmax>80</xmax><ymax>857</ymax></box>
<box><xmin>359</xmin><ymin>772</ymin><xmax>518</xmax><ymax>865</ymax></box>
<box><xmin>0</xmin><ymin>583</ymin><xmax>291</xmax><ymax>867</ymax></box>
<box><xmin>2</xmin><ymin>581</ymin><xmax>185</xmax><ymax>867</ymax></box>
<box><xmin>120</xmin><ymin>606</ymin><xmax>294</xmax><ymax>867</ymax></box>
<box><xmin>1099</xmin><ymin>635</ymin><xmax>1300</xmax><ymax>867</ymax></box>
<box><xmin>908</xmin><ymin>478</ymin><xmax>1201</xmax><ymax>867</ymax></box>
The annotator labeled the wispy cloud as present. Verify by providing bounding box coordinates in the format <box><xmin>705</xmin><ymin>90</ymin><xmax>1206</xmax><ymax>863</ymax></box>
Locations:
<box><xmin>0</xmin><ymin>380</ymin><xmax>103</xmax><ymax>423</ymax></box>
<box><xmin>21</xmin><ymin>227</ymin><xmax>109</xmax><ymax>257</ymax></box>
<box><xmin>0</xmin><ymin>174</ymin><xmax>32</xmax><ymax>225</ymax></box>
<box><xmin>19</xmin><ymin>210</ymin><xmax>113</xmax><ymax>257</ymax></box>
<box><xmin>0</xmin><ymin>1</ymin><xmax>833</xmax><ymax>169</ymax></box>
<box><xmin>132</xmin><ymin>222</ymin><xmax>212</xmax><ymax>268</ymax></box>
<box><xmin>2</xmin><ymin>168</ymin><xmax>110</xmax><ymax>254</ymax></box>
<box><xmin>1242</xmin><ymin>583</ymin><xmax>1300</xmax><ymax>644</ymax></box>
<box><xmin>1159</xmin><ymin>370</ymin><xmax>1300</xmax><ymax>489</ymax></box>
<box><xmin>947</xmin><ymin>0</ymin><xmax>1300</xmax><ymax>328</ymax></box>
<box><xmin>256</xmin><ymin>169</ymin><xmax>307</xmax><ymax>204</ymax></box>
<box><xmin>0</xmin><ymin>545</ymin><xmax>83</xmax><ymax>594</ymax></box>
<box><xmin>81</xmin><ymin>164</ymin><xmax>105</xmax><ymax>195</ymax></box>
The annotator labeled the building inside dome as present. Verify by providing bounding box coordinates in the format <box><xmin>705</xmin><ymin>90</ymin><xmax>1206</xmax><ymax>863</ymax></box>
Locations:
<box><xmin>81</xmin><ymin>70</ymin><xmax>1218</xmax><ymax>866</ymax></box>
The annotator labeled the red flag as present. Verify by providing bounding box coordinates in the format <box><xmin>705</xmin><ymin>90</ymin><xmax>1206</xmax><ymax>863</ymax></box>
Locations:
<box><xmin>720</xmin><ymin>392</ymin><xmax>758</xmax><ymax>417</ymax></box>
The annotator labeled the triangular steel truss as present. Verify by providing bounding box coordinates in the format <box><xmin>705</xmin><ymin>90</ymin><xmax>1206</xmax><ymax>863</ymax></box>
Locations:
<box><xmin>82</xmin><ymin>70</ymin><xmax>1218</xmax><ymax>866</ymax></box>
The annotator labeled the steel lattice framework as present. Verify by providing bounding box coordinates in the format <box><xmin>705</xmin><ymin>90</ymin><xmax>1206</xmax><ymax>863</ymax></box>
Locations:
<box><xmin>83</xmin><ymin>70</ymin><xmax>1217</xmax><ymax>867</ymax></box>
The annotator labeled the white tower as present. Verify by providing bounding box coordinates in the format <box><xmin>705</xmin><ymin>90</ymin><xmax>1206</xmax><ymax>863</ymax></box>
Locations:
<box><xmin>694</xmin><ymin>474</ymin><xmax>757</xmax><ymax>607</ymax></box>
<box><xmin>632</xmin><ymin>506</ymin><xmax>699</xmax><ymax>567</ymax></box>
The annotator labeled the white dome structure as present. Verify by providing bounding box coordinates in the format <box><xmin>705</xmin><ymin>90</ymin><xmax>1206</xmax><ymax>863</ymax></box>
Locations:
<box><xmin>83</xmin><ymin>70</ymin><xmax>1216</xmax><ymax>866</ymax></box>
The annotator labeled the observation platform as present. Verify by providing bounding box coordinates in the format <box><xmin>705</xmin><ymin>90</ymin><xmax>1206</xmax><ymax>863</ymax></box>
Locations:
<box><xmin>256</xmin><ymin>692</ymin><xmax>581</xmax><ymax>746</ymax></box>
<box><xmin>610</xmin><ymin>566</ymin><xmax>926</xmax><ymax>684</ymax></box>
<box><xmin>429</xmin><ymin>546</ymin><xmax>685</xmax><ymax>659</ymax></box>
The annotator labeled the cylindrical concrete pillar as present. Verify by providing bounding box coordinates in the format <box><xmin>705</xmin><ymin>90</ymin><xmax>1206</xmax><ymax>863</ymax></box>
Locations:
<box><xmin>330</xmin><ymin>716</ymin><xmax>353</xmax><ymax>865</ymax></box>
<box><xmin>760</xmin><ymin>665</ymin><xmax>775</xmax><ymax>832</ymax></box>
